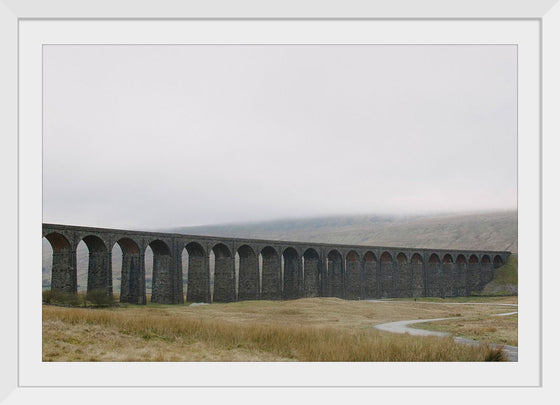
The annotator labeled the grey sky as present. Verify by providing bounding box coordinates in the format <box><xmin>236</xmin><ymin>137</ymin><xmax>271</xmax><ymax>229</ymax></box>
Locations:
<box><xmin>43</xmin><ymin>45</ymin><xmax>517</xmax><ymax>229</ymax></box>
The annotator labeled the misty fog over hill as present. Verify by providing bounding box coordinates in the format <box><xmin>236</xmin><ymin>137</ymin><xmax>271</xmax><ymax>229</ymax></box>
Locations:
<box><xmin>169</xmin><ymin>210</ymin><xmax>517</xmax><ymax>252</ymax></box>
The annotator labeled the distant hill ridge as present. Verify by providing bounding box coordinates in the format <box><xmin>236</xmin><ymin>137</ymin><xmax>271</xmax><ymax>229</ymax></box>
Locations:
<box><xmin>168</xmin><ymin>210</ymin><xmax>517</xmax><ymax>252</ymax></box>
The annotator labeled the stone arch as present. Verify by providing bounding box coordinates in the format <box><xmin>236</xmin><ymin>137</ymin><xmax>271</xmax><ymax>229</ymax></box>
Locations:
<box><xmin>185</xmin><ymin>241</ymin><xmax>210</xmax><ymax>303</ymax></box>
<box><xmin>260</xmin><ymin>246</ymin><xmax>281</xmax><ymax>300</ymax></box>
<box><xmin>212</xmin><ymin>243</ymin><xmax>235</xmax><ymax>302</ymax></box>
<box><xmin>81</xmin><ymin>235</ymin><xmax>111</xmax><ymax>296</ymax></box>
<box><xmin>282</xmin><ymin>247</ymin><xmax>301</xmax><ymax>300</ymax></box>
<box><xmin>411</xmin><ymin>253</ymin><xmax>423</xmax><ymax>264</ymax></box>
<box><xmin>429</xmin><ymin>254</ymin><xmax>440</xmax><ymax>263</ymax></box>
<box><xmin>441</xmin><ymin>254</ymin><xmax>454</xmax><ymax>297</ymax></box>
<box><xmin>44</xmin><ymin>232</ymin><xmax>76</xmax><ymax>294</ymax></box>
<box><xmin>114</xmin><ymin>237</ymin><xmax>144</xmax><ymax>304</ymax></box>
<box><xmin>395</xmin><ymin>253</ymin><xmax>410</xmax><ymax>298</ymax></box>
<box><xmin>380</xmin><ymin>252</ymin><xmax>393</xmax><ymax>298</ymax></box>
<box><xmin>45</xmin><ymin>232</ymin><xmax>71</xmax><ymax>252</ymax></box>
<box><xmin>411</xmin><ymin>253</ymin><xmax>424</xmax><ymax>297</ymax></box>
<box><xmin>493</xmin><ymin>255</ymin><xmax>504</xmax><ymax>268</ymax></box>
<box><xmin>238</xmin><ymin>244</ymin><xmax>259</xmax><ymax>301</ymax></box>
<box><xmin>148</xmin><ymin>239</ymin><xmax>173</xmax><ymax>304</ymax></box>
<box><xmin>303</xmin><ymin>248</ymin><xmax>321</xmax><ymax>298</ymax></box>
<box><xmin>427</xmin><ymin>253</ymin><xmax>442</xmax><ymax>297</ymax></box>
<box><xmin>345</xmin><ymin>250</ymin><xmax>362</xmax><ymax>300</ymax></box>
<box><xmin>363</xmin><ymin>251</ymin><xmax>378</xmax><ymax>298</ymax></box>
<box><xmin>327</xmin><ymin>249</ymin><xmax>344</xmax><ymax>298</ymax></box>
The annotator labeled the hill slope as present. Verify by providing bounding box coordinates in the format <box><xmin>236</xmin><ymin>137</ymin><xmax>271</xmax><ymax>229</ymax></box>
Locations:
<box><xmin>169</xmin><ymin>210</ymin><xmax>517</xmax><ymax>252</ymax></box>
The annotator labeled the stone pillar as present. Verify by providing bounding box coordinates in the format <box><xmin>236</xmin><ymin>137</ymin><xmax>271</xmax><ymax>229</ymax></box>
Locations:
<box><xmin>454</xmin><ymin>258</ymin><xmax>467</xmax><ymax>297</ymax></box>
<box><xmin>395</xmin><ymin>255</ymin><xmax>410</xmax><ymax>298</ymax></box>
<box><xmin>238</xmin><ymin>249</ymin><xmax>259</xmax><ymax>301</ymax></box>
<box><xmin>480</xmin><ymin>257</ymin><xmax>493</xmax><ymax>289</ymax></box>
<box><xmin>466</xmin><ymin>258</ymin><xmax>480</xmax><ymax>295</ymax></box>
<box><xmin>363</xmin><ymin>254</ymin><xmax>378</xmax><ymax>299</ymax></box>
<box><xmin>303</xmin><ymin>253</ymin><xmax>321</xmax><ymax>297</ymax></box>
<box><xmin>345</xmin><ymin>252</ymin><xmax>362</xmax><ymax>300</ymax></box>
<box><xmin>151</xmin><ymin>252</ymin><xmax>174</xmax><ymax>303</ymax></box>
<box><xmin>282</xmin><ymin>249</ymin><xmax>300</xmax><ymax>300</ymax></box>
<box><xmin>87</xmin><ymin>249</ymin><xmax>112</xmax><ymax>296</ymax></box>
<box><xmin>442</xmin><ymin>260</ymin><xmax>454</xmax><ymax>298</ymax></box>
<box><xmin>261</xmin><ymin>248</ymin><xmax>281</xmax><ymax>300</ymax></box>
<box><xmin>119</xmin><ymin>250</ymin><xmax>144</xmax><ymax>304</ymax></box>
<box><xmin>187</xmin><ymin>253</ymin><xmax>211</xmax><ymax>303</ymax></box>
<box><xmin>427</xmin><ymin>256</ymin><xmax>442</xmax><ymax>297</ymax></box>
<box><xmin>327</xmin><ymin>252</ymin><xmax>344</xmax><ymax>298</ymax></box>
<box><xmin>138</xmin><ymin>247</ymin><xmax>147</xmax><ymax>304</ymax></box>
<box><xmin>173</xmin><ymin>244</ymin><xmax>184</xmax><ymax>304</ymax></box>
<box><xmin>51</xmin><ymin>249</ymin><xmax>77</xmax><ymax>294</ymax></box>
<box><xmin>380</xmin><ymin>254</ymin><xmax>393</xmax><ymax>298</ymax></box>
<box><xmin>411</xmin><ymin>256</ymin><xmax>424</xmax><ymax>298</ymax></box>
<box><xmin>213</xmin><ymin>253</ymin><xmax>236</xmax><ymax>302</ymax></box>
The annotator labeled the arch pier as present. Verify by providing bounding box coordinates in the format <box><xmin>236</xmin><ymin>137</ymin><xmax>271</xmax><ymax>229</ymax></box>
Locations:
<box><xmin>43</xmin><ymin>223</ymin><xmax>511</xmax><ymax>304</ymax></box>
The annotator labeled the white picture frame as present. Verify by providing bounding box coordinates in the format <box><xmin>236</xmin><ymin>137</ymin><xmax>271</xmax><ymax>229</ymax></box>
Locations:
<box><xmin>2</xmin><ymin>0</ymin><xmax>559</xmax><ymax>403</ymax></box>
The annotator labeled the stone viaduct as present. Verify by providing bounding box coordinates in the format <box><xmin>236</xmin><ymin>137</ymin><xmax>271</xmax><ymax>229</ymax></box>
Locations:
<box><xmin>42</xmin><ymin>223</ymin><xmax>511</xmax><ymax>305</ymax></box>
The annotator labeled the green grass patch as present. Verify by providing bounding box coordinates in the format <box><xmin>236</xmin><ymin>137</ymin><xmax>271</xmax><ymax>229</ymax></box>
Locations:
<box><xmin>475</xmin><ymin>254</ymin><xmax>518</xmax><ymax>296</ymax></box>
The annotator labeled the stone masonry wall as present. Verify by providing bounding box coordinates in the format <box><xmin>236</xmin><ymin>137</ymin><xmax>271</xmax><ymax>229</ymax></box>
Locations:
<box><xmin>42</xmin><ymin>223</ymin><xmax>510</xmax><ymax>304</ymax></box>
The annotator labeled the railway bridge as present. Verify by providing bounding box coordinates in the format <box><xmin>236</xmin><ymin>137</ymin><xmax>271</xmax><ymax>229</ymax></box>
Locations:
<box><xmin>42</xmin><ymin>223</ymin><xmax>511</xmax><ymax>304</ymax></box>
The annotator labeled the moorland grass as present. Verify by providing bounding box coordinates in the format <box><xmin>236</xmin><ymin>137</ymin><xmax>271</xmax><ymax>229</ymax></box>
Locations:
<box><xmin>43</xmin><ymin>301</ymin><xmax>511</xmax><ymax>362</ymax></box>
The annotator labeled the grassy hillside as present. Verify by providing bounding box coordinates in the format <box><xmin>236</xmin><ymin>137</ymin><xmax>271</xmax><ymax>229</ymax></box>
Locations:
<box><xmin>476</xmin><ymin>254</ymin><xmax>518</xmax><ymax>296</ymax></box>
<box><xmin>170</xmin><ymin>210</ymin><xmax>517</xmax><ymax>252</ymax></box>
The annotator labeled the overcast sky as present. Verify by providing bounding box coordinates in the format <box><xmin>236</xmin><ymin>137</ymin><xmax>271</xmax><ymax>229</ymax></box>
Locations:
<box><xmin>43</xmin><ymin>45</ymin><xmax>517</xmax><ymax>230</ymax></box>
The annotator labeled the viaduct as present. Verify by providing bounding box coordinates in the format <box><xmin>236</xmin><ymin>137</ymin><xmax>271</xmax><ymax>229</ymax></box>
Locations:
<box><xmin>43</xmin><ymin>223</ymin><xmax>511</xmax><ymax>305</ymax></box>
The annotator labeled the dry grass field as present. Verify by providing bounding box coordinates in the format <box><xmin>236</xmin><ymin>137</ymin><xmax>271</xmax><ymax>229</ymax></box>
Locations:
<box><xmin>411</xmin><ymin>313</ymin><xmax>518</xmax><ymax>346</ymax></box>
<box><xmin>42</xmin><ymin>297</ymin><xmax>517</xmax><ymax>362</ymax></box>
